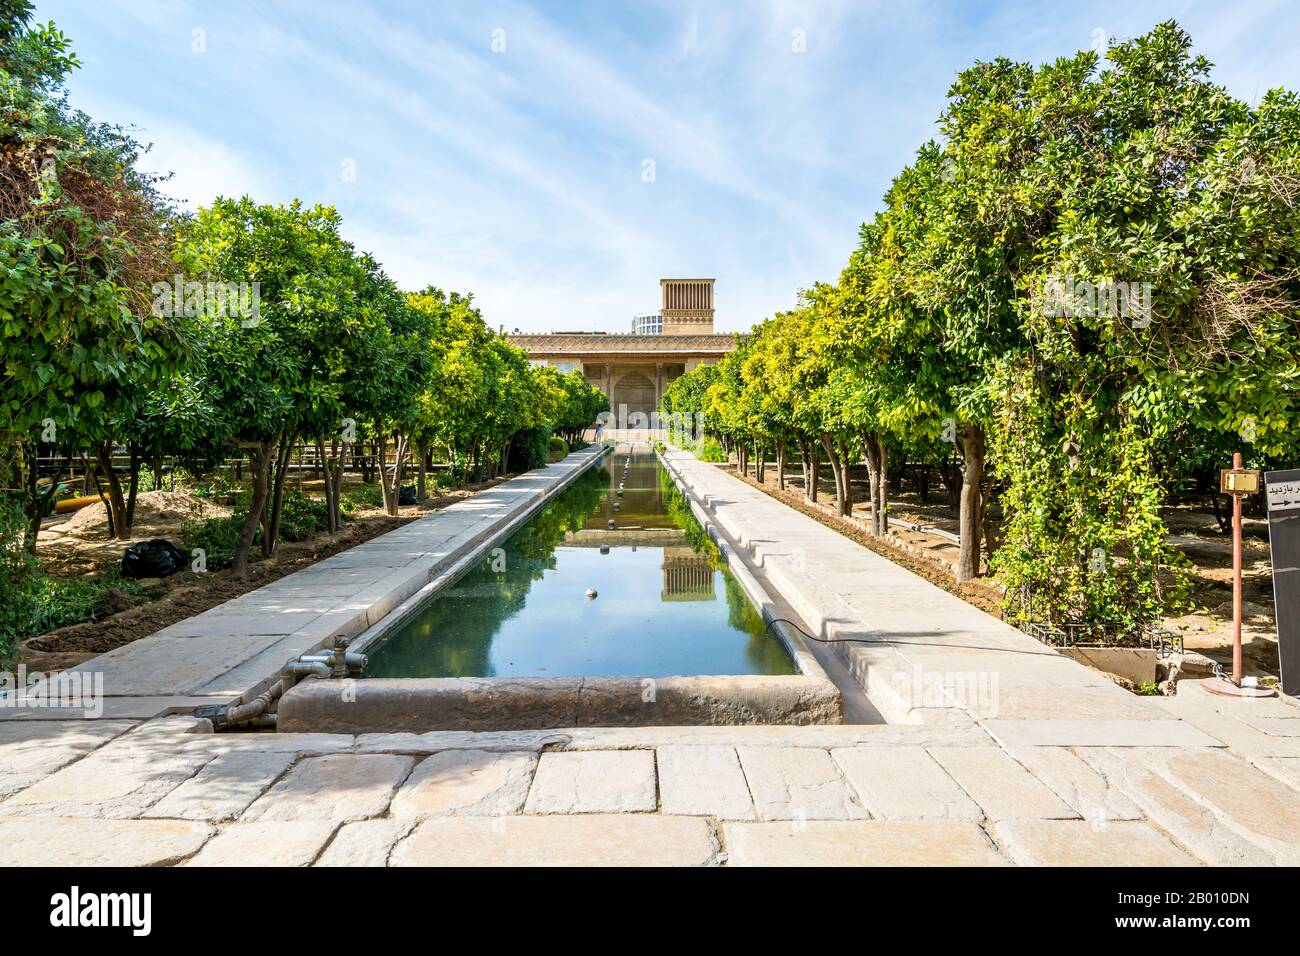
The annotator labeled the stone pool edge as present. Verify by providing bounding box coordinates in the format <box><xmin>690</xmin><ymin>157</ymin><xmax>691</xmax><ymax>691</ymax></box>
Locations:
<box><xmin>277</xmin><ymin>443</ymin><xmax>843</xmax><ymax>732</ymax></box>
<box><xmin>655</xmin><ymin>449</ymin><xmax>832</xmax><ymax>685</ymax></box>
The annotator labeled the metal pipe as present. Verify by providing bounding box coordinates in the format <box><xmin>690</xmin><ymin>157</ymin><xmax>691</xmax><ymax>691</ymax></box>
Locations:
<box><xmin>1233</xmin><ymin>450</ymin><xmax>1244</xmax><ymax>686</ymax></box>
<box><xmin>200</xmin><ymin>659</ymin><xmax>332</xmax><ymax>730</ymax></box>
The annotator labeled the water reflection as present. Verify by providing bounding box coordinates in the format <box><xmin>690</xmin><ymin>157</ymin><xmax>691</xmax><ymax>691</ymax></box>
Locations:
<box><xmin>365</xmin><ymin>450</ymin><xmax>796</xmax><ymax>678</ymax></box>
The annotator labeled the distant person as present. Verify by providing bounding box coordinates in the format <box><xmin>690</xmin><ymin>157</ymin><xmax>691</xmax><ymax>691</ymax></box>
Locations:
<box><xmin>594</xmin><ymin>420</ymin><xmax>605</xmax><ymax>442</ymax></box>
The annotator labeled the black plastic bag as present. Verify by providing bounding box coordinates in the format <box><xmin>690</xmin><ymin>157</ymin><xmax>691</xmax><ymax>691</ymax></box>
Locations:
<box><xmin>399</xmin><ymin>485</ymin><xmax>418</xmax><ymax>506</ymax></box>
<box><xmin>120</xmin><ymin>539</ymin><xmax>188</xmax><ymax>579</ymax></box>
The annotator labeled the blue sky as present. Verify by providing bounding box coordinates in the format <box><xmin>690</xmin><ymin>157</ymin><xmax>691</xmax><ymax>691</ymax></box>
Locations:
<box><xmin>42</xmin><ymin>0</ymin><xmax>1300</xmax><ymax>333</ymax></box>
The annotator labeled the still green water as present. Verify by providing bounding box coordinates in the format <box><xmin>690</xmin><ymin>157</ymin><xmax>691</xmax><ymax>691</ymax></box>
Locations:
<box><xmin>365</xmin><ymin>450</ymin><xmax>796</xmax><ymax>678</ymax></box>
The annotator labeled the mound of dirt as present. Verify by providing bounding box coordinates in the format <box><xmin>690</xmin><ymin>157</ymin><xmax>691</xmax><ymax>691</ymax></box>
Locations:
<box><xmin>62</xmin><ymin>490</ymin><xmax>231</xmax><ymax>537</ymax></box>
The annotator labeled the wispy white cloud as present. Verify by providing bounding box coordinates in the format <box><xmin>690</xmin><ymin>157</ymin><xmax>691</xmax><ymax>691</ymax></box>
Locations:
<box><xmin>43</xmin><ymin>0</ymin><xmax>1300</xmax><ymax>333</ymax></box>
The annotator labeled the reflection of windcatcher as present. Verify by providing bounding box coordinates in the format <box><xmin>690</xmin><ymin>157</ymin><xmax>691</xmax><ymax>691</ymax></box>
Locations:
<box><xmin>661</xmin><ymin>547</ymin><xmax>715</xmax><ymax>602</ymax></box>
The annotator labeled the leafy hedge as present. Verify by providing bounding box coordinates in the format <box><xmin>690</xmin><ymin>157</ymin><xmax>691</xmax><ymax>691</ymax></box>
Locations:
<box><xmin>507</xmin><ymin>426</ymin><xmax>552</xmax><ymax>472</ymax></box>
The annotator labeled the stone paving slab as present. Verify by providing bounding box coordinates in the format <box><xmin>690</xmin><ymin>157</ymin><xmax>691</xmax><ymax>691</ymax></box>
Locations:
<box><xmin>969</xmin><ymin>687</ymin><xmax>1176</xmax><ymax>722</ymax></box>
<box><xmin>1250</xmin><ymin>756</ymin><xmax>1300</xmax><ymax>790</ymax></box>
<box><xmin>143</xmin><ymin>750</ymin><xmax>297</xmax><ymax>821</ymax></box>
<box><xmin>1077</xmin><ymin>747</ymin><xmax>1275</xmax><ymax>866</ymax></box>
<box><xmin>831</xmin><ymin>746</ymin><xmax>983</xmax><ymax>821</ymax></box>
<box><xmin>0</xmin><ymin>745</ymin><xmax>214</xmax><ymax>819</ymax></box>
<box><xmin>156</xmin><ymin>611</ymin><xmax>327</xmax><ymax>638</ymax></box>
<box><xmin>0</xmin><ymin>696</ymin><xmax>235</xmax><ymax>721</ymax></box>
<box><xmin>390</xmin><ymin>749</ymin><xmax>536</xmax><ymax>817</ymax></box>
<box><xmin>55</xmin><ymin>634</ymin><xmax>287</xmax><ymax>699</ymax></box>
<box><xmin>736</xmin><ymin>746</ymin><xmax>868</xmax><ymax>821</ymax></box>
<box><xmin>928</xmin><ymin>746</ymin><xmax>1077</xmax><ymax>821</ymax></box>
<box><xmin>0</xmin><ymin>720</ymin><xmax>138</xmax><ymax>796</ymax></box>
<box><xmin>2</xmin><ymin>716</ymin><xmax>1300</xmax><ymax>865</ymax></box>
<box><xmin>353</xmin><ymin>730</ymin><xmax>568</xmax><ymax>753</ymax></box>
<box><xmin>0</xmin><ymin>816</ymin><xmax>213</xmax><ymax>866</ymax></box>
<box><xmin>170</xmin><ymin>731</ymin><xmax>354</xmax><ymax>758</ymax></box>
<box><xmin>241</xmin><ymin>754</ymin><xmax>413</xmax><ymax>823</ymax></box>
<box><xmin>1247</xmin><ymin>716</ymin><xmax>1300</xmax><ymax>737</ymax></box>
<box><xmin>554</xmin><ymin>724</ymin><xmax>997</xmax><ymax>750</ymax></box>
<box><xmin>1151</xmin><ymin>691</ymin><xmax>1300</xmax><ymax>757</ymax></box>
<box><xmin>316</xmin><ymin>818</ymin><xmax>415</xmax><ymax>866</ymax></box>
<box><xmin>524</xmin><ymin>750</ymin><xmax>656</xmax><ymax>814</ymax></box>
<box><xmin>993</xmin><ymin>820</ymin><xmax>1200</xmax><ymax>866</ymax></box>
<box><xmin>1156</xmin><ymin>747</ymin><xmax>1300</xmax><ymax>864</ymax></box>
<box><xmin>657</xmin><ymin>745</ymin><xmax>756</xmax><ymax>819</ymax></box>
<box><xmin>185</xmin><ymin>820</ymin><xmax>337</xmax><ymax>867</ymax></box>
<box><xmin>1006</xmin><ymin>746</ymin><xmax>1142</xmax><ymax>822</ymax></box>
<box><xmin>391</xmin><ymin>814</ymin><xmax>718</xmax><ymax>866</ymax></box>
<box><xmin>982</xmin><ymin>718</ymin><xmax>1225</xmax><ymax>749</ymax></box>
<box><xmin>724</xmin><ymin>820</ymin><xmax>1006</xmax><ymax>866</ymax></box>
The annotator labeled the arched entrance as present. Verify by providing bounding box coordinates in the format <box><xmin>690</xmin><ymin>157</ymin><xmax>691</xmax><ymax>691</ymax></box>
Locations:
<box><xmin>612</xmin><ymin>369</ymin><xmax>656</xmax><ymax>421</ymax></box>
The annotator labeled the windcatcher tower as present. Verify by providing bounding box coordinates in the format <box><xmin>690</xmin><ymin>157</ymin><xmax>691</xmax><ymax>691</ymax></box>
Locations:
<box><xmin>660</xmin><ymin>278</ymin><xmax>715</xmax><ymax>335</ymax></box>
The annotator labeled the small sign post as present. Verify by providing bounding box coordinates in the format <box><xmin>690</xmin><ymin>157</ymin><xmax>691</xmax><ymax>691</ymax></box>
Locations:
<box><xmin>1266</xmin><ymin>467</ymin><xmax>1300</xmax><ymax>696</ymax></box>
<box><xmin>1205</xmin><ymin>453</ymin><xmax>1274</xmax><ymax>698</ymax></box>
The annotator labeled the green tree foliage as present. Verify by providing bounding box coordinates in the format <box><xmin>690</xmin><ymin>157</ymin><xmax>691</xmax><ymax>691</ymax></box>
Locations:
<box><xmin>0</xmin><ymin>1</ymin><xmax>186</xmax><ymax>547</ymax></box>
<box><xmin>663</xmin><ymin>22</ymin><xmax>1300</xmax><ymax>636</ymax></box>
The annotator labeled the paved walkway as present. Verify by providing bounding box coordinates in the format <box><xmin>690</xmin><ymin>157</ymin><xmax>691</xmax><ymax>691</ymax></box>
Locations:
<box><xmin>2</xmin><ymin>447</ymin><xmax>1300</xmax><ymax>865</ymax></box>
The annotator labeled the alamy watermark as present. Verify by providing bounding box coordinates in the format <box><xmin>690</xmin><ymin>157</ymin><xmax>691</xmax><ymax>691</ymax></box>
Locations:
<box><xmin>1</xmin><ymin>666</ymin><xmax>103</xmax><ymax>718</ymax></box>
<box><xmin>1039</xmin><ymin>274</ymin><xmax>1152</xmax><ymax>328</ymax></box>
<box><xmin>151</xmin><ymin>274</ymin><xmax>262</xmax><ymax>327</ymax></box>
<box><xmin>596</xmin><ymin>409</ymin><xmax>704</xmax><ymax>442</ymax></box>
<box><xmin>891</xmin><ymin>666</ymin><xmax>1000</xmax><ymax>719</ymax></box>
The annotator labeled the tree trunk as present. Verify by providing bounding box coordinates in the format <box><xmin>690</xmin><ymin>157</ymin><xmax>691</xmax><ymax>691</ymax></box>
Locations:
<box><xmin>416</xmin><ymin>437</ymin><xmax>429</xmax><ymax>500</ymax></box>
<box><xmin>819</xmin><ymin>432</ymin><xmax>850</xmax><ymax>516</ymax></box>
<box><xmin>797</xmin><ymin>438</ymin><xmax>814</xmax><ymax>502</ymax></box>
<box><xmin>232</xmin><ymin>438</ymin><xmax>276</xmax><ymax>578</ymax></box>
<box><xmin>376</xmin><ymin>428</ymin><xmax>410</xmax><ymax>516</ymax></box>
<box><xmin>860</xmin><ymin>433</ymin><xmax>890</xmax><ymax>535</ymax></box>
<box><xmin>125</xmin><ymin>444</ymin><xmax>143</xmax><ymax>533</ymax></box>
<box><xmin>875</xmin><ymin>442</ymin><xmax>889</xmax><ymax>536</ymax></box>
<box><xmin>22</xmin><ymin>443</ymin><xmax>54</xmax><ymax>552</ymax></box>
<box><xmin>95</xmin><ymin>441</ymin><xmax>130</xmax><ymax>540</ymax></box>
<box><xmin>840</xmin><ymin>450</ymin><xmax>854</xmax><ymax>517</ymax></box>
<box><xmin>956</xmin><ymin>424</ymin><xmax>986</xmax><ymax>582</ymax></box>
<box><xmin>755</xmin><ymin>441</ymin><xmax>764</xmax><ymax>484</ymax></box>
<box><xmin>262</xmin><ymin>432</ymin><xmax>293</xmax><ymax>558</ymax></box>
<box><xmin>316</xmin><ymin>438</ymin><xmax>338</xmax><ymax>534</ymax></box>
<box><xmin>862</xmin><ymin>434</ymin><xmax>881</xmax><ymax>534</ymax></box>
<box><xmin>983</xmin><ymin>490</ymin><xmax>998</xmax><ymax>564</ymax></box>
<box><xmin>377</xmin><ymin>429</ymin><xmax>393</xmax><ymax>513</ymax></box>
<box><xmin>941</xmin><ymin>457</ymin><xmax>962</xmax><ymax>511</ymax></box>
<box><xmin>776</xmin><ymin>439</ymin><xmax>786</xmax><ymax>491</ymax></box>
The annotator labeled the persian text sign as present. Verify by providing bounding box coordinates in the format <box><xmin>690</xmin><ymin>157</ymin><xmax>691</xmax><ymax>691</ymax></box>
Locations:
<box><xmin>1266</xmin><ymin>469</ymin><xmax>1300</xmax><ymax>695</ymax></box>
<box><xmin>1268</xmin><ymin>476</ymin><xmax>1300</xmax><ymax>515</ymax></box>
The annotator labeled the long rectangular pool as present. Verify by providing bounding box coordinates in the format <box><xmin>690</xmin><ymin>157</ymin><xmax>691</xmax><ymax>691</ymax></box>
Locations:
<box><xmin>364</xmin><ymin>449</ymin><xmax>796</xmax><ymax>678</ymax></box>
